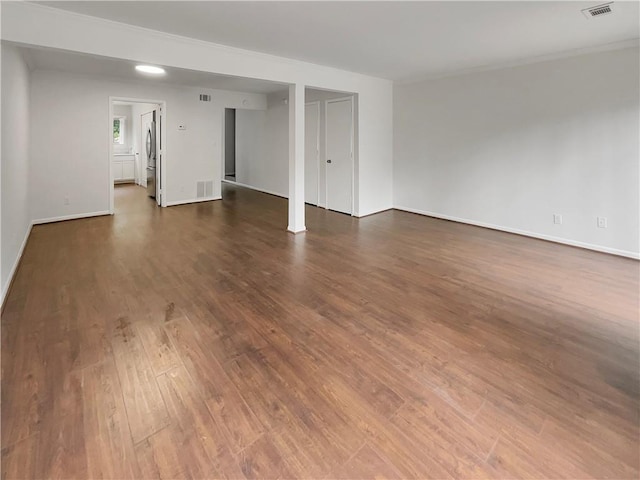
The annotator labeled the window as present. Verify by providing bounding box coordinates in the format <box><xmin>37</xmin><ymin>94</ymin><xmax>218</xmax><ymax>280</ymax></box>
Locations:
<box><xmin>113</xmin><ymin>117</ymin><xmax>126</xmax><ymax>144</ymax></box>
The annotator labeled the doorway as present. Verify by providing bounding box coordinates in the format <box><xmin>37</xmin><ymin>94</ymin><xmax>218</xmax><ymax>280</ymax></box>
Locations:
<box><xmin>325</xmin><ymin>96</ymin><xmax>354</xmax><ymax>215</ymax></box>
<box><xmin>109</xmin><ymin>97</ymin><xmax>166</xmax><ymax>214</ymax></box>
<box><xmin>224</xmin><ymin>108</ymin><xmax>236</xmax><ymax>182</ymax></box>
<box><xmin>141</xmin><ymin>109</ymin><xmax>160</xmax><ymax>204</ymax></box>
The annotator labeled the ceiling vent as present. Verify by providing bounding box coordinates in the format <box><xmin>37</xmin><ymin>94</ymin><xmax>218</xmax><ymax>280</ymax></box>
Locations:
<box><xmin>199</xmin><ymin>94</ymin><xmax>211</xmax><ymax>102</ymax></box>
<box><xmin>582</xmin><ymin>2</ymin><xmax>614</xmax><ymax>18</ymax></box>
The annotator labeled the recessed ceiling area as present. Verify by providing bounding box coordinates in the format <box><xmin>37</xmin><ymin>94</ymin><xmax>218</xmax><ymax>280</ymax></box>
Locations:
<box><xmin>36</xmin><ymin>1</ymin><xmax>640</xmax><ymax>81</ymax></box>
<box><xmin>20</xmin><ymin>45</ymin><xmax>289</xmax><ymax>94</ymax></box>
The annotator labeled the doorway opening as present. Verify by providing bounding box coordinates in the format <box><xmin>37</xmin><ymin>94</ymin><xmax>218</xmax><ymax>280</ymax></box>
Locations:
<box><xmin>224</xmin><ymin>108</ymin><xmax>236</xmax><ymax>182</ymax></box>
<box><xmin>109</xmin><ymin>97</ymin><xmax>166</xmax><ymax>214</ymax></box>
<box><xmin>219</xmin><ymin>88</ymin><xmax>289</xmax><ymax>226</ymax></box>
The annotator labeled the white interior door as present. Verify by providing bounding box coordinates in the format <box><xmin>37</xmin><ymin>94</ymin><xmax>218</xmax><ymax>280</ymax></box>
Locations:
<box><xmin>326</xmin><ymin>98</ymin><xmax>353</xmax><ymax>215</ymax></box>
<box><xmin>155</xmin><ymin>107</ymin><xmax>162</xmax><ymax>206</ymax></box>
<box><xmin>305</xmin><ymin>102</ymin><xmax>320</xmax><ymax>205</ymax></box>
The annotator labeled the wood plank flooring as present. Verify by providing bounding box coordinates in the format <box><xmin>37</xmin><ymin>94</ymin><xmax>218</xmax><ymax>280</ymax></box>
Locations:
<box><xmin>2</xmin><ymin>183</ymin><xmax>638</xmax><ymax>479</ymax></box>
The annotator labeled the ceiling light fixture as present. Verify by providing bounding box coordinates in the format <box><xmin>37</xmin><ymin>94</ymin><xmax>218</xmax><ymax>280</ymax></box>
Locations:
<box><xmin>135</xmin><ymin>65</ymin><xmax>166</xmax><ymax>75</ymax></box>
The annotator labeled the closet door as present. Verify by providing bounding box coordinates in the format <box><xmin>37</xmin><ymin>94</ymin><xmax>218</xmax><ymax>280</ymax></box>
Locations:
<box><xmin>325</xmin><ymin>97</ymin><xmax>353</xmax><ymax>215</ymax></box>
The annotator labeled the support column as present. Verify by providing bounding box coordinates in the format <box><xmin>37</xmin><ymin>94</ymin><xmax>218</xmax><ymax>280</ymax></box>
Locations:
<box><xmin>287</xmin><ymin>83</ymin><xmax>306</xmax><ymax>233</ymax></box>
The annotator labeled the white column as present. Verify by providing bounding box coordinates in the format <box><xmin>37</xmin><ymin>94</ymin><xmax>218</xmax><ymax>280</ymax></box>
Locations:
<box><xmin>288</xmin><ymin>83</ymin><xmax>306</xmax><ymax>233</ymax></box>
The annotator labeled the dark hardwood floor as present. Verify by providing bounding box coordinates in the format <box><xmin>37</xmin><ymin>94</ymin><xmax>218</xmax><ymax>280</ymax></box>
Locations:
<box><xmin>2</xmin><ymin>183</ymin><xmax>638</xmax><ymax>479</ymax></box>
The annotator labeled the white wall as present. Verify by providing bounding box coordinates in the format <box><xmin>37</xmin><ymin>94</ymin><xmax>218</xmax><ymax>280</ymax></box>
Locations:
<box><xmin>29</xmin><ymin>68</ymin><xmax>266</xmax><ymax>220</ymax></box>
<box><xmin>235</xmin><ymin>109</ymin><xmax>269</xmax><ymax>192</ymax></box>
<box><xmin>1</xmin><ymin>2</ymin><xmax>394</xmax><ymax>217</ymax></box>
<box><xmin>264</xmin><ymin>92</ymin><xmax>290</xmax><ymax>197</ymax></box>
<box><xmin>233</xmin><ymin>92</ymin><xmax>289</xmax><ymax>198</ymax></box>
<box><xmin>1</xmin><ymin>44</ymin><xmax>32</xmax><ymax>301</ymax></box>
<box><xmin>394</xmin><ymin>47</ymin><xmax>640</xmax><ymax>257</ymax></box>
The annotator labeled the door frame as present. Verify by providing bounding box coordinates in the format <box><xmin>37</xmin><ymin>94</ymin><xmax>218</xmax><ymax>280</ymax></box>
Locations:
<box><xmin>324</xmin><ymin>96</ymin><xmax>354</xmax><ymax>216</ymax></box>
<box><xmin>305</xmin><ymin>101</ymin><xmax>320</xmax><ymax>206</ymax></box>
<box><xmin>108</xmin><ymin>96</ymin><xmax>167</xmax><ymax>214</ymax></box>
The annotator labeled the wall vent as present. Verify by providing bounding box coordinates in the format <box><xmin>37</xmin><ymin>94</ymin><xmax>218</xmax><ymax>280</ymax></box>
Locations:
<box><xmin>196</xmin><ymin>180</ymin><xmax>214</xmax><ymax>198</ymax></box>
<box><xmin>199</xmin><ymin>94</ymin><xmax>212</xmax><ymax>102</ymax></box>
<box><xmin>582</xmin><ymin>2</ymin><xmax>614</xmax><ymax>18</ymax></box>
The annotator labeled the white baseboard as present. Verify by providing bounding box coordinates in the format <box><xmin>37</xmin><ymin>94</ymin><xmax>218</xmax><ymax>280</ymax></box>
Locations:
<box><xmin>223</xmin><ymin>179</ymin><xmax>288</xmax><ymax>199</ymax></box>
<box><xmin>32</xmin><ymin>210</ymin><xmax>111</xmax><ymax>225</ymax></box>
<box><xmin>356</xmin><ymin>207</ymin><xmax>393</xmax><ymax>218</ymax></box>
<box><xmin>166</xmin><ymin>196</ymin><xmax>222</xmax><ymax>207</ymax></box>
<box><xmin>1</xmin><ymin>222</ymin><xmax>33</xmax><ymax>307</ymax></box>
<box><xmin>394</xmin><ymin>206</ymin><xmax>640</xmax><ymax>260</ymax></box>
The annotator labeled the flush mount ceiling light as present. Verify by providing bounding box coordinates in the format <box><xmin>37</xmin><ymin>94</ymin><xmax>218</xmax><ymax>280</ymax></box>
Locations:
<box><xmin>135</xmin><ymin>65</ymin><xmax>166</xmax><ymax>75</ymax></box>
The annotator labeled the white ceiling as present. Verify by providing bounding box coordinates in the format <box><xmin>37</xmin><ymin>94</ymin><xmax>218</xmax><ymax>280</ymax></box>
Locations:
<box><xmin>37</xmin><ymin>1</ymin><xmax>640</xmax><ymax>81</ymax></box>
<box><xmin>20</xmin><ymin>46</ymin><xmax>289</xmax><ymax>94</ymax></box>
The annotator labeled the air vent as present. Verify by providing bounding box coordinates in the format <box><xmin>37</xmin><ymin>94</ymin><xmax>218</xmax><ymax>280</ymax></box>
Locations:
<box><xmin>582</xmin><ymin>2</ymin><xmax>614</xmax><ymax>18</ymax></box>
<box><xmin>199</xmin><ymin>94</ymin><xmax>211</xmax><ymax>102</ymax></box>
<box><xmin>196</xmin><ymin>180</ymin><xmax>214</xmax><ymax>198</ymax></box>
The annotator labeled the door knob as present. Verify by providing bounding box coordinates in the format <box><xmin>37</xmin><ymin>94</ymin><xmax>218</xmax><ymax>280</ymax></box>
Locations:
<box><xmin>327</xmin><ymin>159</ymin><xmax>332</xmax><ymax>164</ymax></box>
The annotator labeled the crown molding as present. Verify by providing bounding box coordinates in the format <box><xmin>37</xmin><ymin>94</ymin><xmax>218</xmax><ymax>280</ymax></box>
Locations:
<box><xmin>396</xmin><ymin>38</ymin><xmax>640</xmax><ymax>85</ymax></box>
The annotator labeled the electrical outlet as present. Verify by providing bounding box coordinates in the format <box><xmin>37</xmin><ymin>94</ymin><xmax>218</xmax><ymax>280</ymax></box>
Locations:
<box><xmin>64</xmin><ymin>196</ymin><xmax>70</xmax><ymax>205</ymax></box>
<box><xmin>553</xmin><ymin>214</ymin><xmax>562</xmax><ymax>225</ymax></box>
<box><xmin>597</xmin><ymin>217</ymin><xmax>607</xmax><ymax>228</ymax></box>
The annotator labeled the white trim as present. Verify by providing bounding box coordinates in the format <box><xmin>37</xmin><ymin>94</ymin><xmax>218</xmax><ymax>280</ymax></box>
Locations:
<box><xmin>1</xmin><ymin>223</ymin><xmax>33</xmax><ymax>307</ymax></box>
<box><xmin>396</xmin><ymin>39</ymin><xmax>640</xmax><ymax>84</ymax></box>
<box><xmin>109</xmin><ymin>97</ymin><xmax>167</xmax><ymax>214</ymax></box>
<box><xmin>355</xmin><ymin>207</ymin><xmax>393</xmax><ymax>219</ymax></box>
<box><xmin>287</xmin><ymin>227</ymin><xmax>307</xmax><ymax>234</ymax></box>
<box><xmin>324</xmin><ymin>96</ymin><xmax>355</xmax><ymax>216</ymax></box>
<box><xmin>222</xmin><ymin>179</ymin><xmax>288</xmax><ymax>199</ymax></box>
<box><xmin>221</xmin><ymin>108</ymin><xmax>227</xmax><ymax>184</ymax></box>
<box><xmin>394</xmin><ymin>206</ymin><xmax>640</xmax><ymax>260</ymax></box>
<box><xmin>109</xmin><ymin>99</ymin><xmax>114</xmax><ymax>212</ymax></box>
<box><xmin>166</xmin><ymin>196</ymin><xmax>222</xmax><ymax>207</ymax></box>
<box><xmin>32</xmin><ymin>211</ymin><xmax>111</xmax><ymax>225</ymax></box>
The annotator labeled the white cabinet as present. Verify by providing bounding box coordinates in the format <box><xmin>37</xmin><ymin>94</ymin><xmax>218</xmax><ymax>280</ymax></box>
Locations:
<box><xmin>122</xmin><ymin>161</ymin><xmax>135</xmax><ymax>180</ymax></box>
<box><xmin>113</xmin><ymin>161</ymin><xmax>123</xmax><ymax>181</ymax></box>
<box><xmin>113</xmin><ymin>155</ymin><xmax>135</xmax><ymax>183</ymax></box>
